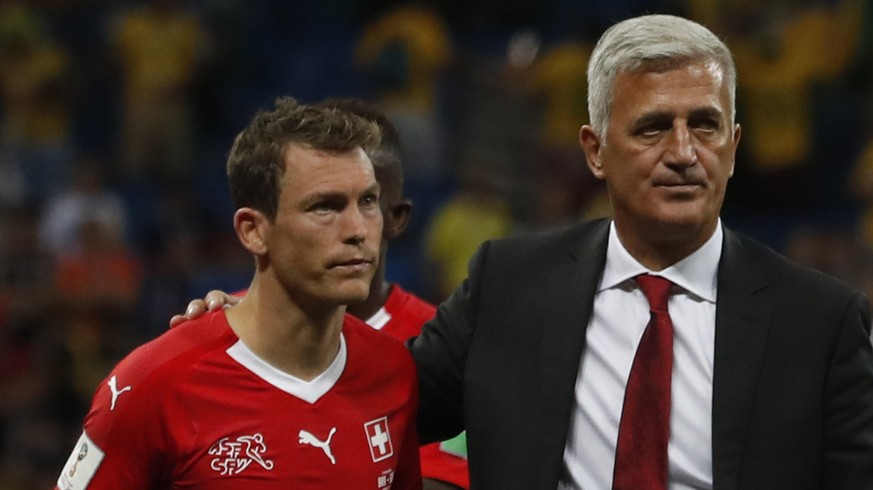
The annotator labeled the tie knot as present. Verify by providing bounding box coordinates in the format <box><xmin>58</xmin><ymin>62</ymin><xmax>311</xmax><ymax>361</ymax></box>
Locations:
<box><xmin>635</xmin><ymin>274</ymin><xmax>672</xmax><ymax>311</ymax></box>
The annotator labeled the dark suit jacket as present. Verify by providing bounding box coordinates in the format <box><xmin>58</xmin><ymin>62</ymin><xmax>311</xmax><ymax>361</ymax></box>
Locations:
<box><xmin>410</xmin><ymin>218</ymin><xmax>873</xmax><ymax>490</ymax></box>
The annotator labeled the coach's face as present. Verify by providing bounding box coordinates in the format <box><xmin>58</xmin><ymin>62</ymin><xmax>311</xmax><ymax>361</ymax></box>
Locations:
<box><xmin>580</xmin><ymin>60</ymin><xmax>740</xmax><ymax>260</ymax></box>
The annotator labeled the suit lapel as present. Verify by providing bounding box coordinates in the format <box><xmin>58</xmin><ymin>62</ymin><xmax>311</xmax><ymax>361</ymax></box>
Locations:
<box><xmin>540</xmin><ymin>220</ymin><xmax>610</xmax><ymax>484</ymax></box>
<box><xmin>711</xmin><ymin>229</ymin><xmax>774</xmax><ymax>490</ymax></box>
<box><xmin>535</xmin><ymin>224</ymin><xmax>774</xmax><ymax>488</ymax></box>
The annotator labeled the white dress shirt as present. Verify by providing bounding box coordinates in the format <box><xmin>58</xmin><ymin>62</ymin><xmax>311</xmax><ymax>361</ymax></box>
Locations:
<box><xmin>559</xmin><ymin>221</ymin><xmax>721</xmax><ymax>490</ymax></box>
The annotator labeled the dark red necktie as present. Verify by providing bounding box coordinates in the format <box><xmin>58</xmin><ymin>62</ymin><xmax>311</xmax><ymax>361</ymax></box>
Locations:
<box><xmin>612</xmin><ymin>274</ymin><xmax>674</xmax><ymax>490</ymax></box>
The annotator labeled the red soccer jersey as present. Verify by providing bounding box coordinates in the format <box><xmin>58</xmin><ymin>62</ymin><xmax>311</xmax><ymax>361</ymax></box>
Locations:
<box><xmin>56</xmin><ymin>310</ymin><xmax>421</xmax><ymax>489</ymax></box>
<box><xmin>367</xmin><ymin>285</ymin><xmax>437</xmax><ymax>344</ymax></box>
<box><xmin>366</xmin><ymin>285</ymin><xmax>470</xmax><ymax>489</ymax></box>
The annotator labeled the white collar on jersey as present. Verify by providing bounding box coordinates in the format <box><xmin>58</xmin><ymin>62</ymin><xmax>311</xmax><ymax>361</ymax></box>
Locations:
<box><xmin>226</xmin><ymin>334</ymin><xmax>347</xmax><ymax>404</ymax></box>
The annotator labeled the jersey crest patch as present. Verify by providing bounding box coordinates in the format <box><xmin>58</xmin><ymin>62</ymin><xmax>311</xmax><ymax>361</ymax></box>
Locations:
<box><xmin>57</xmin><ymin>431</ymin><xmax>105</xmax><ymax>490</ymax></box>
<box><xmin>364</xmin><ymin>416</ymin><xmax>394</xmax><ymax>462</ymax></box>
<box><xmin>208</xmin><ymin>433</ymin><xmax>274</xmax><ymax>476</ymax></box>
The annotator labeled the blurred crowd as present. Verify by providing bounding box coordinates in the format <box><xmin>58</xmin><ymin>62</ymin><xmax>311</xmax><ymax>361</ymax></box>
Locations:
<box><xmin>2</xmin><ymin>0</ymin><xmax>873</xmax><ymax>486</ymax></box>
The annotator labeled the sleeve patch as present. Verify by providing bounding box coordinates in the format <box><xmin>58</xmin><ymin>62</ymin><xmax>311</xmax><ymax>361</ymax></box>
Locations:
<box><xmin>57</xmin><ymin>431</ymin><xmax>105</xmax><ymax>489</ymax></box>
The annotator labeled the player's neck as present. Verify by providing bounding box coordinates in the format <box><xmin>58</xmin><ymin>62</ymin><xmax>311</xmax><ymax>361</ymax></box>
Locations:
<box><xmin>347</xmin><ymin>279</ymin><xmax>392</xmax><ymax>323</ymax></box>
<box><xmin>225</xmin><ymin>282</ymin><xmax>345</xmax><ymax>381</ymax></box>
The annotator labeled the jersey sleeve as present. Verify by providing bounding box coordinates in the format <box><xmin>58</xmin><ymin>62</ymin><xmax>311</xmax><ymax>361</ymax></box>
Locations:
<box><xmin>56</xmin><ymin>351</ymin><xmax>183</xmax><ymax>488</ymax></box>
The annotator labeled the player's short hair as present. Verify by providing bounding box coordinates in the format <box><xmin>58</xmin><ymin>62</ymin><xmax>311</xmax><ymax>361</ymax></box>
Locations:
<box><xmin>315</xmin><ymin>98</ymin><xmax>404</xmax><ymax>203</ymax></box>
<box><xmin>226</xmin><ymin>96</ymin><xmax>382</xmax><ymax>220</ymax></box>
<box><xmin>587</xmin><ymin>14</ymin><xmax>736</xmax><ymax>141</ymax></box>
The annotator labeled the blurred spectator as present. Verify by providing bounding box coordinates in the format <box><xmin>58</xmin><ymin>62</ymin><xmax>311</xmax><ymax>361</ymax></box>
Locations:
<box><xmin>783</xmin><ymin>220</ymin><xmax>873</xmax><ymax>336</ymax></box>
<box><xmin>0</xmin><ymin>204</ymin><xmax>78</xmax><ymax>489</ymax></box>
<box><xmin>0</xmin><ymin>0</ymin><xmax>73</xmax><ymax>206</ymax></box>
<box><xmin>355</xmin><ymin>2</ymin><xmax>452</xmax><ymax>184</ymax></box>
<box><xmin>134</xmin><ymin>186</ymin><xmax>210</xmax><ymax>340</ymax></box>
<box><xmin>679</xmin><ymin>0</ymin><xmax>753</xmax><ymax>33</ymax></box>
<box><xmin>728</xmin><ymin>0</ymin><xmax>863</xmax><ymax>210</ymax></box>
<box><xmin>784</xmin><ymin>224</ymin><xmax>866</xmax><ymax>285</ymax></box>
<box><xmin>0</xmin><ymin>205</ymin><xmax>55</xmax><ymax>337</ymax></box>
<box><xmin>0</xmin><ymin>331</ymin><xmax>81</xmax><ymax>490</ymax></box>
<box><xmin>520</xmin><ymin>35</ymin><xmax>591</xmax><ymax>152</ymax></box>
<box><xmin>842</xmin><ymin>0</ymin><xmax>873</xmax><ymax>93</ymax></box>
<box><xmin>54</xmin><ymin>217</ymin><xmax>142</xmax><ymax>324</ymax></box>
<box><xmin>423</xmin><ymin>157</ymin><xmax>514</xmax><ymax>301</ymax></box>
<box><xmin>28</xmin><ymin>158</ymin><xmax>145</xmax><ymax>489</ymax></box>
<box><xmin>511</xmin><ymin>34</ymin><xmax>610</xmax><ymax>229</ymax></box>
<box><xmin>356</xmin><ymin>2</ymin><xmax>452</xmax><ymax>116</ymax></box>
<box><xmin>440</xmin><ymin>33</ymin><xmax>540</xmax><ymax>234</ymax></box>
<box><xmin>53</xmin><ymin>215</ymin><xmax>143</xmax><ymax>404</ymax></box>
<box><xmin>0</xmin><ymin>334</ymin><xmax>82</xmax><ymax>490</ymax></box>
<box><xmin>109</xmin><ymin>0</ymin><xmax>211</xmax><ymax>184</ymax></box>
<box><xmin>38</xmin><ymin>159</ymin><xmax>128</xmax><ymax>259</ymax></box>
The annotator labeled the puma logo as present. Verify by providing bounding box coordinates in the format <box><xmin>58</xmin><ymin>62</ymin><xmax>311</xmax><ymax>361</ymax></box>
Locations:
<box><xmin>107</xmin><ymin>375</ymin><xmax>132</xmax><ymax>411</ymax></box>
<box><xmin>298</xmin><ymin>428</ymin><xmax>337</xmax><ymax>465</ymax></box>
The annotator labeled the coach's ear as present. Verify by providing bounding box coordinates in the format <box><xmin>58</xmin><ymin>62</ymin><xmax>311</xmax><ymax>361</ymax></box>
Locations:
<box><xmin>234</xmin><ymin>207</ymin><xmax>269</xmax><ymax>256</ymax></box>
<box><xmin>580</xmin><ymin>125</ymin><xmax>606</xmax><ymax>180</ymax></box>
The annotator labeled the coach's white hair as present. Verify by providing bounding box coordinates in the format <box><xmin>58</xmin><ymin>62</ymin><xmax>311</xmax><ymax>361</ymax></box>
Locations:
<box><xmin>587</xmin><ymin>14</ymin><xmax>737</xmax><ymax>140</ymax></box>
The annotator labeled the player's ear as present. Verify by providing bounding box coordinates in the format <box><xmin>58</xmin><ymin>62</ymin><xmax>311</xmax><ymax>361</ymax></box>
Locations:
<box><xmin>234</xmin><ymin>207</ymin><xmax>269</xmax><ymax>255</ymax></box>
<box><xmin>384</xmin><ymin>199</ymin><xmax>412</xmax><ymax>239</ymax></box>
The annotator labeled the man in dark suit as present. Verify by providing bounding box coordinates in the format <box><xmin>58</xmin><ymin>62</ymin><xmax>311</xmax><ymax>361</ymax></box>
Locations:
<box><xmin>409</xmin><ymin>13</ymin><xmax>873</xmax><ymax>490</ymax></box>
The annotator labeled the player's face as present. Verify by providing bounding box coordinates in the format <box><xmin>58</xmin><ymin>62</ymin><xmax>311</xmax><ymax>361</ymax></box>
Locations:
<box><xmin>581</xmin><ymin>60</ymin><xmax>740</xmax><ymax>245</ymax></box>
<box><xmin>266</xmin><ymin>144</ymin><xmax>382</xmax><ymax>307</ymax></box>
<box><xmin>371</xmin><ymin>155</ymin><xmax>411</xmax><ymax>242</ymax></box>
<box><xmin>372</xmin><ymin>157</ymin><xmax>400</xmax><ymax>230</ymax></box>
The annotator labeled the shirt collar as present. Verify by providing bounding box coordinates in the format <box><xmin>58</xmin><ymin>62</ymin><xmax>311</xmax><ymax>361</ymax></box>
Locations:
<box><xmin>599</xmin><ymin>220</ymin><xmax>722</xmax><ymax>303</ymax></box>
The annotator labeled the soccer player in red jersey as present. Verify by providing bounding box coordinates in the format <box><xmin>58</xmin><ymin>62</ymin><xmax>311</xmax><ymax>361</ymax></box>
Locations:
<box><xmin>56</xmin><ymin>97</ymin><xmax>421</xmax><ymax>489</ymax></box>
<box><xmin>171</xmin><ymin>98</ymin><xmax>470</xmax><ymax>490</ymax></box>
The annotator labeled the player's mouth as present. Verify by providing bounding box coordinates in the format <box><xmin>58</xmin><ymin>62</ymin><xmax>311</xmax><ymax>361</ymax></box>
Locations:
<box><xmin>329</xmin><ymin>258</ymin><xmax>374</xmax><ymax>273</ymax></box>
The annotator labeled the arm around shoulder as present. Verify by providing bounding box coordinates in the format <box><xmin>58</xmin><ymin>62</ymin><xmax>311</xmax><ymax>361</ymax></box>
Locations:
<box><xmin>410</xmin><ymin>241</ymin><xmax>491</xmax><ymax>444</ymax></box>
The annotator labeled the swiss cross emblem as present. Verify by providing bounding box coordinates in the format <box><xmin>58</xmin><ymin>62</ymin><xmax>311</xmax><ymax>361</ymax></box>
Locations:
<box><xmin>364</xmin><ymin>416</ymin><xmax>393</xmax><ymax>462</ymax></box>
